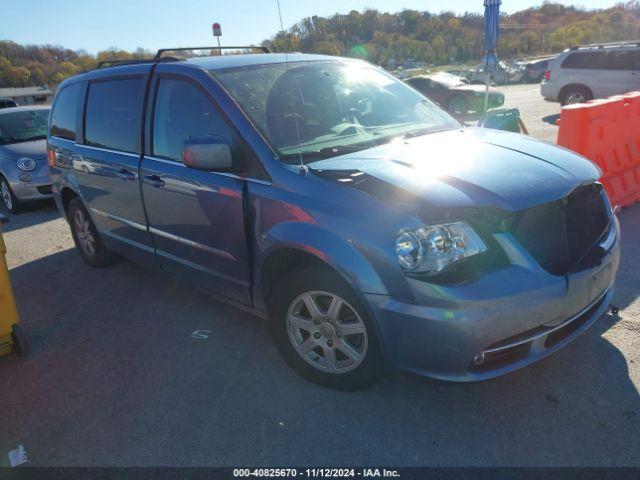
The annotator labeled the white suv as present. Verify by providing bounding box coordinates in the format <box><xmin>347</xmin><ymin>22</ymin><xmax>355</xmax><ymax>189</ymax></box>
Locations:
<box><xmin>541</xmin><ymin>41</ymin><xmax>640</xmax><ymax>105</ymax></box>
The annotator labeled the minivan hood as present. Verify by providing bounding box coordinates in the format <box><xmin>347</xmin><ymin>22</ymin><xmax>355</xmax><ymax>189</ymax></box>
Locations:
<box><xmin>0</xmin><ymin>138</ymin><xmax>47</xmax><ymax>160</ymax></box>
<box><xmin>309</xmin><ymin>128</ymin><xmax>600</xmax><ymax>212</ymax></box>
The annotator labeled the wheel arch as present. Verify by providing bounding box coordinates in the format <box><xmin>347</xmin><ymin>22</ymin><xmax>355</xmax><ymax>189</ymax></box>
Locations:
<box><xmin>447</xmin><ymin>93</ymin><xmax>467</xmax><ymax>105</ymax></box>
<box><xmin>559</xmin><ymin>83</ymin><xmax>593</xmax><ymax>104</ymax></box>
<box><xmin>446</xmin><ymin>93</ymin><xmax>469</xmax><ymax>115</ymax></box>
<box><xmin>255</xmin><ymin>222</ymin><xmax>396</xmax><ymax>309</ymax></box>
<box><xmin>60</xmin><ymin>186</ymin><xmax>78</xmax><ymax>216</ymax></box>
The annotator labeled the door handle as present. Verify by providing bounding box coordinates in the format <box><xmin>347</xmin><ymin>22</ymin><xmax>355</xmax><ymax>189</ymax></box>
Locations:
<box><xmin>117</xmin><ymin>168</ymin><xmax>136</xmax><ymax>181</ymax></box>
<box><xmin>144</xmin><ymin>174</ymin><xmax>165</xmax><ymax>188</ymax></box>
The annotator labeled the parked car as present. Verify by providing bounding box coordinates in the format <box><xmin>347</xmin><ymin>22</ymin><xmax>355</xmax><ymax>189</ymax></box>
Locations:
<box><xmin>48</xmin><ymin>52</ymin><xmax>619</xmax><ymax>389</ymax></box>
<box><xmin>468</xmin><ymin>61</ymin><xmax>522</xmax><ymax>85</ymax></box>
<box><xmin>0</xmin><ymin>98</ymin><xmax>18</xmax><ymax>109</ymax></box>
<box><xmin>541</xmin><ymin>41</ymin><xmax>640</xmax><ymax>105</ymax></box>
<box><xmin>0</xmin><ymin>106</ymin><xmax>52</xmax><ymax>212</ymax></box>
<box><xmin>523</xmin><ymin>58</ymin><xmax>552</xmax><ymax>83</ymax></box>
<box><xmin>406</xmin><ymin>73</ymin><xmax>504</xmax><ymax>116</ymax></box>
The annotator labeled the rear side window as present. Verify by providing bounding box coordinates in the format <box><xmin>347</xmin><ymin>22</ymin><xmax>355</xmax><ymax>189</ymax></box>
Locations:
<box><xmin>50</xmin><ymin>83</ymin><xmax>82</xmax><ymax>140</ymax></box>
<box><xmin>601</xmin><ymin>51</ymin><xmax>633</xmax><ymax>70</ymax></box>
<box><xmin>152</xmin><ymin>78</ymin><xmax>231</xmax><ymax>161</ymax></box>
<box><xmin>562</xmin><ymin>50</ymin><xmax>634</xmax><ymax>71</ymax></box>
<box><xmin>562</xmin><ymin>52</ymin><xmax>604</xmax><ymax>69</ymax></box>
<box><xmin>84</xmin><ymin>78</ymin><xmax>145</xmax><ymax>153</ymax></box>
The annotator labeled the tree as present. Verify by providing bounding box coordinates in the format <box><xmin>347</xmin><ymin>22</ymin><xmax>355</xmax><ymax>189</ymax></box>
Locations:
<box><xmin>6</xmin><ymin>66</ymin><xmax>31</xmax><ymax>87</ymax></box>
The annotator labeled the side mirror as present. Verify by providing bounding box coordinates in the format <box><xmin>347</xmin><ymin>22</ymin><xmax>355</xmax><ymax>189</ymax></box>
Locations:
<box><xmin>182</xmin><ymin>135</ymin><xmax>232</xmax><ymax>171</ymax></box>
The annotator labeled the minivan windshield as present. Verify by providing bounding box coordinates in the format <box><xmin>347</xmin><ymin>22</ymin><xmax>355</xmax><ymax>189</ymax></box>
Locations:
<box><xmin>0</xmin><ymin>109</ymin><xmax>50</xmax><ymax>144</ymax></box>
<box><xmin>212</xmin><ymin>61</ymin><xmax>460</xmax><ymax>162</ymax></box>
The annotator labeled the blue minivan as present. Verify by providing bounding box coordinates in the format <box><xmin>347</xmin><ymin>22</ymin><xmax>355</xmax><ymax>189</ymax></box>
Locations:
<box><xmin>48</xmin><ymin>49</ymin><xmax>620</xmax><ymax>389</ymax></box>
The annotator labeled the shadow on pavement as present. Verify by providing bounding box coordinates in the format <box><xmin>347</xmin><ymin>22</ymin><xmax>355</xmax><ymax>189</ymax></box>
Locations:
<box><xmin>613</xmin><ymin>205</ymin><xmax>640</xmax><ymax>310</ymax></box>
<box><xmin>543</xmin><ymin>113</ymin><xmax>560</xmax><ymax>125</ymax></box>
<box><xmin>1</xmin><ymin>234</ymin><xmax>638</xmax><ymax>466</ymax></box>
<box><xmin>2</xmin><ymin>200</ymin><xmax>60</xmax><ymax>233</ymax></box>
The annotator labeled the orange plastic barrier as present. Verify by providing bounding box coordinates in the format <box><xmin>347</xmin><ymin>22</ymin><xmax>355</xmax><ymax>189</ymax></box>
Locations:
<box><xmin>557</xmin><ymin>91</ymin><xmax>640</xmax><ymax>208</ymax></box>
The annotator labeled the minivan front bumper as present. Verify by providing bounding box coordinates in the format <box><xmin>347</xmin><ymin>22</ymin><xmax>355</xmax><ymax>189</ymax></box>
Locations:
<box><xmin>365</xmin><ymin>219</ymin><xmax>620</xmax><ymax>381</ymax></box>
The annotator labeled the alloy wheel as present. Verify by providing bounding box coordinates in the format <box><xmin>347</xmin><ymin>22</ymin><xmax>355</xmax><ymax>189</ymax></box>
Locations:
<box><xmin>286</xmin><ymin>291</ymin><xmax>368</xmax><ymax>374</ymax></box>
<box><xmin>73</xmin><ymin>209</ymin><xmax>96</xmax><ymax>258</ymax></box>
<box><xmin>566</xmin><ymin>92</ymin><xmax>586</xmax><ymax>104</ymax></box>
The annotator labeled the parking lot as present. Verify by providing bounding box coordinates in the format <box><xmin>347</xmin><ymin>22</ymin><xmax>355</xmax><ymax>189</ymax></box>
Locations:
<box><xmin>1</xmin><ymin>84</ymin><xmax>639</xmax><ymax>467</ymax></box>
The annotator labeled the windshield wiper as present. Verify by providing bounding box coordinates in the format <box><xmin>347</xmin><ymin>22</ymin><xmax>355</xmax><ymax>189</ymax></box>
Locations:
<box><xmin>280</xmin><ymin>145</ymin><xmax>369</xmax><ymax>163</ymax></box>
<box><xmin>316</xmin><ymin>145</ymin><xmax>368</xmax><ymax>156</ymax></box>
<box><xmin>403</xmin><ymin>126</ymin><xmax>456</xmax><ymax>139</ymax></box>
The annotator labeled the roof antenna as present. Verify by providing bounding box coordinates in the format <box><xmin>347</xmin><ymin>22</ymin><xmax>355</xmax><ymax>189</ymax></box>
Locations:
<box><xmin>275</xmin><ymin>0</ymin><xmax>307</xmax><ymax>175</ymax></box>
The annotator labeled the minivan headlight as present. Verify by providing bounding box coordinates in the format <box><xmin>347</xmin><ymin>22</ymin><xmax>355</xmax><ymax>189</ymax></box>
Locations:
<box><xmin>16</xmin><ymin>157</ymin><xmax>37</xmax><ymax>172</ymax></box>
<box><xmin>395</xmin><ymin>222</ymin><xmax>488</xmax><ymax>274</ymax></box>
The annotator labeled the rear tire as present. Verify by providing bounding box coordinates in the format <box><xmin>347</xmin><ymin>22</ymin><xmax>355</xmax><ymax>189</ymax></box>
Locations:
<box><xmin>561</xmin><ymin>85</ymin><xmax>593</xmax><ymax>106</ymax></box>
<box><xmin>67</xmin><ymin>197</ymin><xmax>118</xmax><ymax>267</ymax></box>
<box><xmin>268</xmin><ymin>267</ymin><xmax>382</xmax><ymax>390</ymax></box>
<box><xmin>0</xmin><ymin>177</ymin><xmax>21</xmax><ymax>214</ymax></box>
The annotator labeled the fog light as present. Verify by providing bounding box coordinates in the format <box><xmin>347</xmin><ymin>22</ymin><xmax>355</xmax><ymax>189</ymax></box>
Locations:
<box><xmin>19</xmin><ymin>173</ymin><xmax>32</xmax><ymax>182</ymax></box>
<box><xmin>473</xmin><ymin>353</ymin><xmax>486</xmax><ymax>365</ymax></box>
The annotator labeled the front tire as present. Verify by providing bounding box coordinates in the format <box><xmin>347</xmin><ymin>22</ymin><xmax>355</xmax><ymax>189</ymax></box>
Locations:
<box><xmin>268</xmin><ymin>267</ymin><xmax>382</xmax><ymax>390</ymax></box>
<box><xmin>0</xmin><ymin>177</ymin><xmax>21</xmax><ymax>214</ymax></box>
<box><xmin>67</xmin><ymin>197</ymin><xmax>118</xmax><ymax>267</ymax></box>
<box><xmin>447</xmin><ymin>95</ymin><xmax>469</xmax><ymax>117</ymax></box>
<box><xmin>561</xmin><ymin>85</ymin><xmax>593</xmax><ymax>106</ymax></box>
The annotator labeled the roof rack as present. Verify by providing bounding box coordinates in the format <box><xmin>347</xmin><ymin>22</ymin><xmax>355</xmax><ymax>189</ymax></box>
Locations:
<box><xmin>95</xmin><ymin>46</ymin><xmax>272</xmax><ymax>70</ymax></box>
<box><xmin>96</xmin><ymin>56</ymin><xmax>181</xmax><ymax>69</ymax></box>
<box><xmin>569</xmin><ymin>40</ymin><xmax>640</xmax><ymax>50</ymax></box>
<box><xmin>155</xmin><ymin>45</ymin><xmax>271</xmax><ymax>58</ymax></box>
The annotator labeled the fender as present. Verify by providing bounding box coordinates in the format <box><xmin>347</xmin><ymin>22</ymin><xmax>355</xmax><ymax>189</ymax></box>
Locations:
<box><xmin>254</xmin><ymin>221</ymin><xmax>403</xmax><ymax>366</ymax></box>
<box><xmin>53</xmin><ymin>174</ymin><xmax>111</xmax><ymax>256</ymax></box>
<box><xmin>53</xmin><ymin>171</ymin><xmax>87</xmax><ymax>220</ymax></box>
<box><xmin>256</xmin><ymin>221</ymin><xmax>391</xmax><ymax>303</ymax></box>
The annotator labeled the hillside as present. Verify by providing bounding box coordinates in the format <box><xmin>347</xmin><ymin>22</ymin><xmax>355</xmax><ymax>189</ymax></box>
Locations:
<box><xmin>263</xmin><ymin>1</ymin><xmax>640</xmax><ymax>67</ymax></box>
<box><xmin>0</xmin><ymin>1</ymin><xmax>639</xmax><ymax>88</ymax></box>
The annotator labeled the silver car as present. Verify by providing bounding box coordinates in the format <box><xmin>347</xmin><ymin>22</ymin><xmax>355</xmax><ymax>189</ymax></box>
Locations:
<box><xmin>541</xmin><ymin>41</ymin><xmax>640</xmax><ymax>105</ymax></box>
<box><xmin>0</xmin><ymin>106</ymin><xmax>53</xmax><ymax>213</ymax></box>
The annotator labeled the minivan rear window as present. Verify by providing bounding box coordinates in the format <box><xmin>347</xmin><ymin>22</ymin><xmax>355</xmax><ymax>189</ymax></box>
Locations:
<box><xmin>84</xmin><ymin>77</ymin><xmax>145</xmax><ymax>153</ymax></box>
<box><xmin>50</xmin><ymin>82</ymin><xmax>82</xmax><ymax>141</ymax></box>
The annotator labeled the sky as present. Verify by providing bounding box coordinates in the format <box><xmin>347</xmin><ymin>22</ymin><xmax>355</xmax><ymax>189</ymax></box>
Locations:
<box><xmin>3</xmin><ymin>0</ymin><xmax>622</xmax><ymax>54</ymax></box>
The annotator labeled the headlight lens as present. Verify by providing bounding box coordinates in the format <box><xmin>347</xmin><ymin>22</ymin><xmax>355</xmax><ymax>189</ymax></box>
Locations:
<box><xmin>395</xmin><ymin>221</ymin><xmax>488</xmax><ymax>274</ymax></box>
<box><xmin>16</xmin><ymin>157</ymin><xmax>37</xmax><ymax>172</ymax></box>
<box><xmin>396</xmin><ymin>230</ymin><xmax>424</xmax><ymax>271</ymax></box>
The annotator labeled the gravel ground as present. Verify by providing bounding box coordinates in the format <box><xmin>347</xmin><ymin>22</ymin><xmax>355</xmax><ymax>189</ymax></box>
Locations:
<box><xmin>0</xmin><ymin>85</ymin><xmax>638</xmax><ymax>467</ymax></box>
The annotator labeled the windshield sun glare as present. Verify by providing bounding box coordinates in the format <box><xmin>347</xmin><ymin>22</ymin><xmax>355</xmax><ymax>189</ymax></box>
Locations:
<box><xmin>212</xmin><ymin>61</ymin><xmax>459</xmax><ymax>162</ymax></box>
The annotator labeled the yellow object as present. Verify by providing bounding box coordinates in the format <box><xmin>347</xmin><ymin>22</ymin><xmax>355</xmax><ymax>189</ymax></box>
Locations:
<box><xmin>0</xmin><ymin>217</ymin><xmax>24</xmax><ymax>358</ymax></box>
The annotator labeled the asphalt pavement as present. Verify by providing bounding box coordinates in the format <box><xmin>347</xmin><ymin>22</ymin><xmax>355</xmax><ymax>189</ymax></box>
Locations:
<box><xmin>0</xmin><ymin>85</ymin><xmax>638</xmax><ymax>467</ymax></box>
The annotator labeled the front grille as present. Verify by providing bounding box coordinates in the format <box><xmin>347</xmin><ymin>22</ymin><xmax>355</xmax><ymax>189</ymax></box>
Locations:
<box><xmin>37</xmin><ymin>185</ymin><xmax>52</xmax><ymax>195</ymax></box>
<box><xmin>511</xmin><ymin>183</ymin><xmax>610</xmax><ymax>275</ymax></box>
